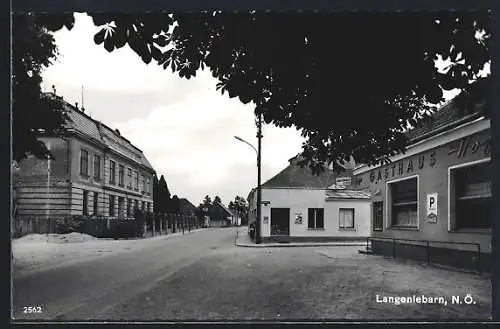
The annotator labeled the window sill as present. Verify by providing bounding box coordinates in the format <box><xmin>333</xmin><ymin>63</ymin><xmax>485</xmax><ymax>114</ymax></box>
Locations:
<box><xmin>390</xmin><ymin>226</ymin><xmax>419</xmax><ymax>231</ymax></box>
<box><xmin>373</xmin><ymin>228</ymin><xmax>383</xmax><ymax>232</ymax></box>
<box><xmin>339</xmin><ymin>227</ymin><xmax>356</xmax><ymax>231</ymax></box>
<box><xmin>94</xmin><ymin>177</ymin><xmax>101</xmax><ymax>182</ymax></box>
<box><xmin>80</xmin><ymin>173</ymin><xmax>90</xmax><ymax>178</ymax></box>
<box><xmin>307</xmin><ymin>228</ymin><xmax>325</xmax><ymax>231</ymax></box>
<box><xmin>449</xmin><ymin>228</ymin><xmax>491</xmax><ymax>235</ymax></box>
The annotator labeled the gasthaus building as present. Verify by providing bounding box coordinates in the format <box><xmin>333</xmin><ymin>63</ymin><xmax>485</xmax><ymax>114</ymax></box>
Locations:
<box><xmin>353</xmin><ymin>90</ymin><xmax>491</xmax><ymax>272</ymax></box>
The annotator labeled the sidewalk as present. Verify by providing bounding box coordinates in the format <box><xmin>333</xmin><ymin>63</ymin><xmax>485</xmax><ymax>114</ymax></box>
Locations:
<box><xmin>235</xmin><ymin>227</ymin><xmax>367</xmax><ymax>248</ymax></box>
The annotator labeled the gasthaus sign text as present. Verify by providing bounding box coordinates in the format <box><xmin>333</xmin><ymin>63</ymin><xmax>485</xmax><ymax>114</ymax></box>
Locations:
<box><xmin>426</xmin><ymin>193</ymin><xmax>438</xmax><ymax>223</ymax></box>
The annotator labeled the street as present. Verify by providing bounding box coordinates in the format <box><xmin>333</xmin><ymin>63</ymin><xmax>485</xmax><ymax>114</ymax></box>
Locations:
<box><xmin>13</xmin><ymin>227</ymin><xmax>491</xmax><ymax>321</ymax></box>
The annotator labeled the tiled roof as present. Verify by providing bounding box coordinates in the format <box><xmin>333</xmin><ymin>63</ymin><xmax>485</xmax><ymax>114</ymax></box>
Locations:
<box><xmin>325</xmin><ymin>189</ymin><xmax>371</xmax><ymax>200</ymax></box>
<box><xmin>405</xmin><ymin>84</ymin><xmax>486</xmax><ymax>143</ymax></box>
<box><xmin>262</xmin><ymin>156</ymin><xmax>337</xmax><ymax>189</ymax></box>
<box><xmin>179</xmin><ymin>198</ymin><xmax>197</xmax><ymax>211</ymax></box>
<box><xmin>213</xmin><ymin>201</ymin><xmax>233</xmax><ymax>216</ymax></box>
<box><xmin>46</xmin><ymin>92</ymin><xmax>155</xmax><ymax>172</ymax></box>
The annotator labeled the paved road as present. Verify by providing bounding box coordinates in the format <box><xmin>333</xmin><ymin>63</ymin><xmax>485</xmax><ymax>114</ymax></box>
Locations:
<box><xmin>12</xmin><ymin>227</ymin><xmax>491</xmax><ymax>321</ymax></box>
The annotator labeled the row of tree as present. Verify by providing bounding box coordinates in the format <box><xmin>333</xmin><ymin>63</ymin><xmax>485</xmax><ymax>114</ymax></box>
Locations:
<box><xmin>152</xmin><ymin>174</ymin><xmax>181</xmax><ymax>214</ymax></box>
<box><xmin>195</xmin><ymin>194</ymin><xmax>249</xmax><ymax>225</ymax></box>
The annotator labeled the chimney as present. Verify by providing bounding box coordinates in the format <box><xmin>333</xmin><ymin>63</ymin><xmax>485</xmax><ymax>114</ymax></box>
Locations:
<box><xmin>75</xmin><ymin>102</ymin><xmax>79</xmax><ymax>109</ymax></box>
<box><xmin>52</xmin><ymin>85</ymin><xmax>56</xmax><ymax>95</ymax></box>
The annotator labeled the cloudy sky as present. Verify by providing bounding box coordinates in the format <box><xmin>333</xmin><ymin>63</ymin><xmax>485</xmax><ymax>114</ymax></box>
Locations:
<box><xmin>41</xmin><ymin>13</ymin><xmax>306</xmax><ymax>206</ymax></box>
<box><xmin>41</xmin><ymin>12</ymin><xmax>486</xmax><ymax>207</ymax></box>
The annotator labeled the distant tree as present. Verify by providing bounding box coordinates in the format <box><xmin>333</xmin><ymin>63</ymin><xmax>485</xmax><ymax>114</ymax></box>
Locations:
<box><xmin>213</xmin><ymin>195</ymin><xmax>222</xmax><ymax>204</ymax></box>
<box><xmin>153</xmin><ymin>174</ymin><xmax>159</xmax><ymax>213</ymax></box>
<box><xmin>158</xmin><ymin>175</ymin><xmax>171</xmax><ymax>213</ymax></box>
<box><xmin>228</xmin><ymin>195</ymin><xmax>248</xmax><ymax>224</ymax></box>
<box><xmin>12</xmin><ymin>13</ymin><xmax>76</xmax><ymax>162</ymax></box>
<box><xmin>171</xmin><ymin>195</ymin><xmax>181</xmax><ymax>214</ymax></box>
<box><xmin>89</xmin><ymin>11</ymin><xmax>490</xmax><ymax>174</ymax></box>
<box><xmin>203</xmin><ymin>195</ymin><xmax>212</xmax><ymax>206</ymax></box>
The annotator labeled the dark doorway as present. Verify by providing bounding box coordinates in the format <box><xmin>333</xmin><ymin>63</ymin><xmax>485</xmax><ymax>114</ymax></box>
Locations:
<box><xmin>373</xmin><ymin>201</ymin><xmax>383</xmax><ymax>231</ymax></box>
<box><xmin>270</xmin><ymin>208</ymin><xmax>290</xmax><ymax>236</ymax></box>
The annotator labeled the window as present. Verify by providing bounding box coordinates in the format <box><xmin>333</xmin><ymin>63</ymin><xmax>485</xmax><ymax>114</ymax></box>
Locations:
<box><xmin>142</xmin><ymin>174</ymin><xmax>146</xmax><ymax>192</ymax></box>
<box><xmin>127</xmin><ymin>199</ymin><xmax>132</xmax><ymax>217</ymax></box>
<box><xmin>142</xmin><ymin>201</ymin><xmax>146</xmax><ymax>211</ymax></box>
<box><xmin>339</xmin><ymin>208</ymin><xmax>355</xmax><ymax>229</ymax></box>
<box><xmin>452</xmin><ymin>161</ymin><xmax>491</xmax><ymax>229</ymax></box>
<box><xmin>118</xmin><ymin>197</ymin><xmax>124</xmax><ymax>218</ymax></box>
<box><xmin>80</xmin><ymin>149</ymin><xmax>89</xmax><ymax>176</ymax></box>
<box><xmin>308</xmin><ymin>208</ymin><xmax>324</xmax><ymax>229</ymax></box>
<box><xmin>373</xmin><ymin>202</ymin><xmax>383</xmax><ymax>231</ymax></box>
<box><xmin>93</xmin><ymin>155</ymin><xmax>101</xmax><ymax>180</ymax></box>
<box><xmin>134</xmin><ymin>199</ymin><xmax>139</xmax><ymax>210</ymax></box>
<box><xmin>127</xmin><ymin>168</ymin><xmax>132</xmax><ymax>188</ymax></box>
<box><xmin>93</xmin><ymin>192</ymin><xmax>99</xmax><ymax>215</ymax></box>
<box><xmin>389</xmin><ymin>177</ymin><xmax>418</xmax><ymax>227</ymax></box>
<box><xmin>83</xmin><ymin>190</ymin><xmax>88</xmax><ymax>215</ymax></box>
<box><xmin>134</xmin><ymin>171</ymin><xmax>139</xmax><ymax>190</ymax></box>
<box><xmin>109</xmin><ymin>195</ymin><xmax>115</xmax><ymax>216</ymax></box>
<box><xmin>109</xmin><ymin>160</ymin><xmax>116</xmax><ymax>184</ymax></box>
<box><xmin>146</xmin><ymin>177</ymin><xmax>151</xmax><ymax>195</ymax></box>
<box><xmin>118</xmin><ymin>164</ymin><xmax>125</xmax><ymax>186</ymax></box>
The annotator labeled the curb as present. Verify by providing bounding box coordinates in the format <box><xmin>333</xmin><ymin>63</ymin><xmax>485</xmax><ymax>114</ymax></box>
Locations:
<box><xmin>235</xmin><ymin>242</ymin><xmax>368</xmax><ymax>248</ymax></box>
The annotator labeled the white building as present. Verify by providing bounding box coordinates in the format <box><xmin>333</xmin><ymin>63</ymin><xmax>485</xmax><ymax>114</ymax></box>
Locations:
<box><xmin>247</xmin><ymin>156</ymin><xmax>371</xmax><ymax>243</ymax></box>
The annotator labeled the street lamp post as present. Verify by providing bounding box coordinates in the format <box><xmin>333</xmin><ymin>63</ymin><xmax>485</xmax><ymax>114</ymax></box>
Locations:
<box><xmin>234</xmin><ymin>112</ymin><xmax>263</xmax><ymax>244</ymax></box>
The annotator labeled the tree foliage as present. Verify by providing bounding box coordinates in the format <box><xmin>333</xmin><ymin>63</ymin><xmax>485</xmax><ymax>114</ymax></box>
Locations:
<box><xmin>88</xmin><ymin>11</ymin><xmax>490</xmax><ymax>173</ymax></box>
<box><xmin>228</xmin><ymin>195</ymin><xmax>248</xmax><ymax>223</ymax></box>
<box><xmin>213</xmin><ymin>195</ymin><xmax>222</xmax><ymax>204</ymax></box>
<box><xmin>171</xmin><ymin>195</ymin><xmax>181</xmax><ymax>214</ymax></box>
<box><xmin>12</xmin><ymin>13</ymin><xmax>75</xmax><ymax>162</ymax></box>
<box><xmin>157</xmin><ymin>174</ymin><xmax>171</xmax><ymax>213</ymax></box>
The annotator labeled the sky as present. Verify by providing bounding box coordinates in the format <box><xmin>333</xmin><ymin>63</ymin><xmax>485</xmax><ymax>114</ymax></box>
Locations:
<box><xmin>41</xmin><ymin>13</ymin><xmax>305</xmax><ymax>206</ymax></box>
<box><xmin>40</xmin><ymin>12</ymin><xmax>487</xmax><ymax>207</ymax></box>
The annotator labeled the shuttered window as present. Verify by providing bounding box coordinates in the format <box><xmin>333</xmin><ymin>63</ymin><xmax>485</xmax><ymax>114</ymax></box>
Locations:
<box><xmin>454</xmin><ymin>161</ymin><xmax>491</xmax><ymax>229</ymax></box>
<box><xmin>308</xmin><ymin>208</ymin><xmax>324</xmax><ymax>229</ymax></box>
<box><xmin>109</xmin><ymin>195</ymin><xmax>115</xmax><ymax>216</ymax></box>
<box><xmin>390</xmin><ymin>177</ymin><xmax>418</xmax><ymax>227</ymax></box>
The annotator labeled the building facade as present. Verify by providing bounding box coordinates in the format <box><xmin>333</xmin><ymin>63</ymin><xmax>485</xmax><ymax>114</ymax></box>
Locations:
<box><xmin>353</xmin><ymin>91</ymin><xmax>491</xmax><ymax>271</ymax></box>
<box><xmin>248</xmin><ymin>156</ymin><xmax>371</xmax><ymax>243</ymax></box>
<box><xmin>207</xmin><ymin>201</ymin><xmax>233</xmax><ymax>227</ymax></box>
<box><xmin>14</xmin><ymin>93</ymin><xmax>156</xmax><ymax>221</ymax></box>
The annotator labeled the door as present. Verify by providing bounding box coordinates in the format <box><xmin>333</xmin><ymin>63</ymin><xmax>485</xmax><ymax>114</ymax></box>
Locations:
<box><xmin>270</xmin><ymin>208</ymin><xmax>290</xmax><ymax>236</ymax></box>
<box><xmin>373</xmin><ymin>201</ymin><xmax>383</xmax><ymax>231</ymax></box>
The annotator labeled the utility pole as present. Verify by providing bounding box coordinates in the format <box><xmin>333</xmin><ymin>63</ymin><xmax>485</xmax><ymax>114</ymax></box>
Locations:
<box><xmin>256</xmin><ymin>112</ymin><xmax>262</xmax><ymax>244</ymax></box>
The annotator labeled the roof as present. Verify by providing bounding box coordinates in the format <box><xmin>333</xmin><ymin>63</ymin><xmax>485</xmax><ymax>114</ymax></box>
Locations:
<box><xmin>213</xmin><ymin>201</ymin><xmax>233</xmax><ymax>216</ymax></box>
<box><xmin>325</xmin><ymin>189</ymin><xmax>371</xmax><ymax>200</ymax></box>
<box><xmin>261</xmin><ymin>156</ymin><xmax>337</xmax><ymax>189</ymax></box>
<box><xmin>47</xmin><ymin>92</ymin><xmax>155</xmax><ymax>172</ymax></box>
<box><xmin>179</xmin><ymin>198</ymin><xmax>197</xmax><ymax>211</ymax></box>
<box><xmin>405</xmin><ymin>83</ymin><xmax>486</xmax><ymax>143</ymax></box>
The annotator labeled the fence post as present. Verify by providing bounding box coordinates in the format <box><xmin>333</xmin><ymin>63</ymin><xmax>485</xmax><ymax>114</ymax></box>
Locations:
<box><xmin>159</xmin><ymin>214</ymin><xmax>162</xmax><ymax>235</ymax></box>
<box><xmin>182</xmin><ymin>216</ymin><xmax>185</xmax><ymax>234</ymax></box>
<box><xmin>426</xmin><ymin>240</ymin><xmax>430</xmax><ymax>265</ymax></box>
<box><xmin>392</xmin><ymin>238</ymin><xmax>396</xmax><ymax>259</ymax></box>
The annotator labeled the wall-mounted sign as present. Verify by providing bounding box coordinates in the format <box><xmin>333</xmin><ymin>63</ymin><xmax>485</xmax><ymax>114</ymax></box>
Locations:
<box><xmin>263</xmin><ymin>216</ymin><xmax>269</xmax><ymax>224</ymax></box>
<box><xmin>426</xmin><ymin>193</ymin><xmax>438</xmax><ymax>223</ymax></box>
<box><xmin>261</xmin><ymin>201</ymin><xmax>270</xmax><ymax>206</ymax></box>
<box><xmin>295</xmin><ymin>213</ymin><xmax>303</xmax><ymax>224</ymax></box>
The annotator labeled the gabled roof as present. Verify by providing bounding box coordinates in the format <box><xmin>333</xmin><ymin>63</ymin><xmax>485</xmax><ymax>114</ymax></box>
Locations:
<box><xmin>179</xmin><ymin>198</ymin><xmax>197</xmax><ymax>211</ymax></box>
<box><xmin>212</xmin><ymin>201</ymin><xmax>233</xmax><ymax>216</ymax></box>
<box><xmin>46</xmin><ymin>92</ymin><xmax>155</xmax><ymax>172</ymax></box>
<box><xmin>262</xmin><ymin>156</ymin><xmax>337</xmax><ymax>189</ymax></box>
